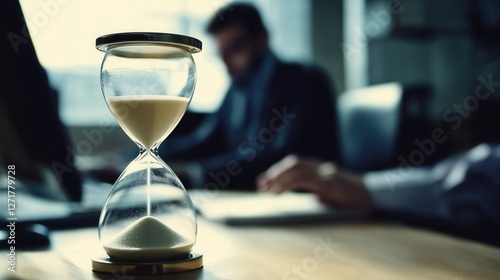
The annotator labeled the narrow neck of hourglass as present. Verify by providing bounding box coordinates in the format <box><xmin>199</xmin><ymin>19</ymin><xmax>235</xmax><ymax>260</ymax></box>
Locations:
<box><xmin>136</xmin><ymin>149</ymin><xmax>164</xmax><ymax>166</ymax></box>
<box><xmin>137</xmin><ymin>142</ymin><xmax>162</xmax><ymax>157</ymax></box>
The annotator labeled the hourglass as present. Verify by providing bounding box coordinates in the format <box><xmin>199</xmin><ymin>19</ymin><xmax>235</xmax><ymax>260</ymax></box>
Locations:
<box><xmin>91</xmin><ymin>33</ymin><xmax>202</xmax><ymax>275</ymax></box>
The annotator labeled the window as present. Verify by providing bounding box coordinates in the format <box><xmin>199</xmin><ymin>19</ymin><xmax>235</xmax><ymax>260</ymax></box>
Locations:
<box><xmin>20</xmin><ymin>0</ymin><xmax>311</xmax><ymax>125</ymax></box>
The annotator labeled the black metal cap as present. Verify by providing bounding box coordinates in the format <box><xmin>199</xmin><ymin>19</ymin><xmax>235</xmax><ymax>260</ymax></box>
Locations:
<box><xmin>96</xmin><ymin>32</ymin><xmax>202</xmax><ymax>53</ymax></box>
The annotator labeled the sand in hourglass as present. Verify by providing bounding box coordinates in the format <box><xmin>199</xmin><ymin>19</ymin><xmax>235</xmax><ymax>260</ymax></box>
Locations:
<box><xmin>107</xmin><ymin>95</ymin><xmax>189</xmax><ymax>150</ymax></box>
<box><xmin>103</xmin><ymin>216</ymin><xmax>193</xmax><ymax>261</ymax></box>
<box><xmin>105</xmin><ymin>95</ymin><xmax>192</xmax><ymax>261</ymax></box>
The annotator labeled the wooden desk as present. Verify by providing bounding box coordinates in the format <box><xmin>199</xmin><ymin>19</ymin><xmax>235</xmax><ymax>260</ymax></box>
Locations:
<box><xmin>7</xmin><ymin>212</ymin><xmax>500</xmax><ymax>279</ymax></box>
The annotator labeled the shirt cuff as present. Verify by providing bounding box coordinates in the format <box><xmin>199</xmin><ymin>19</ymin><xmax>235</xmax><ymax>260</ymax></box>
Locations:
<box><xmin>363</xmin><ymin>168</ymin><xmax>441</xmax><ymax>217</ymax></box>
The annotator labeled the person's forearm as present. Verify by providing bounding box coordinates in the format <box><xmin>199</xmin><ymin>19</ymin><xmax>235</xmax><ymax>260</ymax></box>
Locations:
<box><xmin>363</xmin><ymin>168</ymin><xmax>444</xmax><ymax>219</ymax></box>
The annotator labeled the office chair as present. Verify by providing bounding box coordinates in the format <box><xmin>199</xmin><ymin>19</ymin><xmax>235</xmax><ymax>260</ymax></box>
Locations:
<box><xmin>337</xmin><ymin>82</ymin><xmax>431</xmax><ymax>171</ymax></box>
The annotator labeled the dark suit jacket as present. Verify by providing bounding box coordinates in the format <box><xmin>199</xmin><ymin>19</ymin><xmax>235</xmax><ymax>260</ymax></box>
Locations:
<box><xmin>163</xmin><ymin>57</ymin><xmax>339</xmax><ymax>190</ymax></box>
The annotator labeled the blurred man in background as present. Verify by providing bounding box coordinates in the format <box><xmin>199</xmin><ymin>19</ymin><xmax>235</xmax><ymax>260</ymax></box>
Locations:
<box><xmin>162</xmin><ymin>3</ymin><xmax>339</xmax><ymax>190</ymax></box>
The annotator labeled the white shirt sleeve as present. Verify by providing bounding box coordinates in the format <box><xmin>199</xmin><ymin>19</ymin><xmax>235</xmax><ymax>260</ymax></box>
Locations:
<box><xmin>362</xmin><ymin>166</ymin><xmax>447</xmax><ymax>218</ymax></box>
<box><xmin>361</xmin><ymin>144</ymin><xmax>495</xmax><ymax>220</ymax></box>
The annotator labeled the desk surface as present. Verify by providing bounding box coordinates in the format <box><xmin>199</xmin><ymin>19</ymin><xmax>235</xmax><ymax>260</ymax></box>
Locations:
<box><xmin>6</xmin><ymin>205</ymin><xmax>500</xmax><ymax>279</ymax></box>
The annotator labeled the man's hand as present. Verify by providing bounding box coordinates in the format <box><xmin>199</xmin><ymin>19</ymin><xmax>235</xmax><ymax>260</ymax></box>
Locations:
<box><xmin>257</xmin><ymin>155</ymin><xmax>373</xmax><ymax>211</ymax></box>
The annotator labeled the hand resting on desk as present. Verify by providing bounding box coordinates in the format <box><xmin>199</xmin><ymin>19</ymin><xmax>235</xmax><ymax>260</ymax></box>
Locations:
<box><xmin>258</xmin><ymin>146</ymin><xmax>500</xmax><ymax>246</ymax></box>
<box><xmin>257</xmin><ymin>155</ymin><xmax>372</xmax><ymax>211</ymax></box>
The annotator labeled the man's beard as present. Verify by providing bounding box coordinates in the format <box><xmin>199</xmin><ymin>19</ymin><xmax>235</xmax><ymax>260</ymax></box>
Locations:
<box><xmin>231</xmin><ymin>52</ymin><xmax>266</xmax><ymax>87</ymax></box>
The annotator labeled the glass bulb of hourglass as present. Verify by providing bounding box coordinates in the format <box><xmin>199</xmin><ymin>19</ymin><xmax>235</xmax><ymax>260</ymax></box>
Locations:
<box><xmin>95</xmin><ymin>34</ymin><xmax>201</xmax><ymax>262</ymax></box>
<box><xmin>100</xmin><ymin>95</ymin><xmax>193</xmax><ymax>261</ymax></box>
